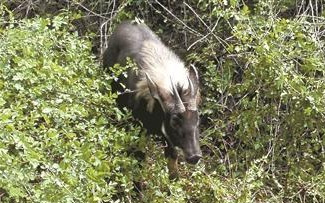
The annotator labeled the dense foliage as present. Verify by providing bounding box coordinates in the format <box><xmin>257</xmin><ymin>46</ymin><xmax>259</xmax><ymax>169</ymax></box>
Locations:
<box><xmin>0</xmin><ymin>13</ymin><xmax>147</xmax><ymax>202</ymax></box>
<box><xmin>1</xmin><ymin>1</ymin><xmax>325</xmax><ymax>202</ymax></box>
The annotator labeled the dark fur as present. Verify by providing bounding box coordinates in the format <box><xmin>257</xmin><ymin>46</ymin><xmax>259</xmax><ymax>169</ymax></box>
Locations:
<box><xmin>103</xmin><ymin>21</ymin><xmax>202</xmax><ymax>177</ymax></box>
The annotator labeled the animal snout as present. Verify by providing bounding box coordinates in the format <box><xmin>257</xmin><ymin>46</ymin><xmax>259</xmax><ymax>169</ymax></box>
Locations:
<box><xmin>186</xmin><ymin>154</ymin><xmax>202</xmax><ymax>164</ymax></box>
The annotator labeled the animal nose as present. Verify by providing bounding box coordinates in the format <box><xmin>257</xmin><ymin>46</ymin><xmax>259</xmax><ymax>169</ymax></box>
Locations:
<box><xmin>186</xmin><ymin>154</ymin><xmax>202</xmax><ymax>164</ymax></box>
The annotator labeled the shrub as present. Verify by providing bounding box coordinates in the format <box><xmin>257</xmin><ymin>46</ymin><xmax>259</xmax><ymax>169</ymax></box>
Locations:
<box><xmin>0</xmin><ymin>12</ymin><xmax>147</xmax><ymax>202</ymax></box>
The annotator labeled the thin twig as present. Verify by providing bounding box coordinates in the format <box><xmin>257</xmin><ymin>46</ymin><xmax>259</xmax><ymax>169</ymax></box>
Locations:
<box><xmin>153</xmin><ymin>0</ymin><xmax>203</xmax><ymax>37</ymax></box>
<box><xmin>184</xmin><ymin>2</ymin><xmax>229</xmax><ymax>50</ymax></box>
<box><xmin>64</xmin><ymin>0</ymin><xmax>109</xmax><ymax>19</ymax></box>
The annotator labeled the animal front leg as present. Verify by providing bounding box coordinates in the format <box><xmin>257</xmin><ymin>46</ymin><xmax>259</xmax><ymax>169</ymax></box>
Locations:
<box><xmin>167</xmin><ymin>156</ymin><xmax>179</xmax><ymax>179</ymax></box>
<box><xmin>164</xmin><ymin>146</ymin><xmax>179</xmax><ymax>179</ymax></box>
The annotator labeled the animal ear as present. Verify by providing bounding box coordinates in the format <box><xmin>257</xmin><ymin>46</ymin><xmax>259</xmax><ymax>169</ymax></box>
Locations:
<box><xmin>183</xmin><ymin>65</ymin><xmax>200</xmax><ymax>111</ymax></box>
<box><xmin>145</xmin><ymin>73</ymin><xmax>159</xmax><ymax>99</ymax></box>
<box><xmin>189</xmin><ymin>64</ymin><xmax>199</xmax><ymax>84</ymax></box>
<box><xmin>145</xmin><ymin>73</ymin><xmax>174</xmax><ymax>112</ymax></box>
<box><xmin>188</xmin><ymin>64</ymin><xmax>199</xmax><ymax>95</ymax></box>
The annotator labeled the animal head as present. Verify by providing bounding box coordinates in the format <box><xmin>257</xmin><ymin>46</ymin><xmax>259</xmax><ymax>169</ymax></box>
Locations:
<box><xmin>146</xmin><ymin>64</ymin><xmax>202</xmax><ymax>164</ymax></box>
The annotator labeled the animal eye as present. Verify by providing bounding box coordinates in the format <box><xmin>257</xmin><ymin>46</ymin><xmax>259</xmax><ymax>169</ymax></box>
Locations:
<box><xmin>170</xmin><ymin>115</ymin><xmax>181</xmax><ymax>128</ymax></box>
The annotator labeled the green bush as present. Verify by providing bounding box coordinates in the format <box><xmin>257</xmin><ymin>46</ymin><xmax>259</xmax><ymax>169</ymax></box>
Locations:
<box><xmin>194</xmin><ymin>2</ymin><xmax>325</xmax><ymax>202</ymax></box>
<box><xmin>0</xmin><ymin>13</ymin><xmax>146</xmax><ymax>202</ymax></box>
